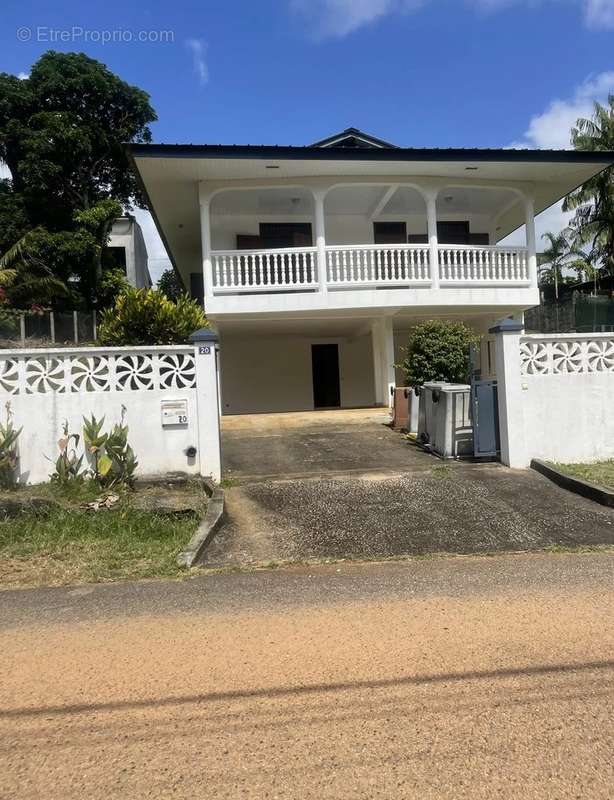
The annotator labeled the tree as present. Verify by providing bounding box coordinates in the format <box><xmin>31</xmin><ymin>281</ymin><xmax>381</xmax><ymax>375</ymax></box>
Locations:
<box><xmin>538</xmin><ymin>230</ymin><xmax>588</xmax><ymax>299</ymax></box>
<box><xmin>0</xmin><ymin>51</ymin><xmax>157</xmax><ymax>308</ymax></box>
<box><xmin>157</xmin><ymin>268</ymin><xmax>185</xmax><ymax>301</ymax></box>
<box><xmin>0</xmin><ymin>51</ymin><xmax>156</xmax><ymax>228</ymax></box>
<box><xmin>398</xmin><ymin>320</ymin><xmax>478</xmax><ymax>387</ymax></box>
<box><xmin>564</xmin><ymin>96</ymin><xmax>614</xmax><ymax>281</ymax></box>
<box><xmin>0</xmin><ymin>199</ymin><xmax>122</xmax><ymax>309</ymax></box>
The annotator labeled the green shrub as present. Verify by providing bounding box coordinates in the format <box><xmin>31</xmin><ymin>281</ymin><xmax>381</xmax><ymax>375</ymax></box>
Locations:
<box><xmin>97</xmin><ymin>287</ymin><xmax>207</xmax><ymax>346</ymax></box>
<box><xmin>398</xmin><ymin>320</ymin><xmax>478</xmax><ymax>387</ymax></box>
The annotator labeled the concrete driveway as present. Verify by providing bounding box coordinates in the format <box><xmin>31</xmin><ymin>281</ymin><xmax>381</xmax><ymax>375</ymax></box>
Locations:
<box><xmin>214</xmin><ymin>408</ymin><xmax>614</xmax><ymax>568</ymax></box>
<box><xmin>221</xmin><ymin>408</ymin><xmax>434</xmax><ymax>481</ymax></box>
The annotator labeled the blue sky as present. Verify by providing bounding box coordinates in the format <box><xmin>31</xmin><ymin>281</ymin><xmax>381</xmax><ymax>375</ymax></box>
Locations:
<box><xmin>1</xmin><ymin>0</ymin><xmax>613</xmax><ymax>274</ymax></box>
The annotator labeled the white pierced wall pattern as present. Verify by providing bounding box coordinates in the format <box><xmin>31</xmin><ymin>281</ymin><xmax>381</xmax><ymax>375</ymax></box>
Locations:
<box><xmin>0</xmin><ymin>349</ymin><xmax>197</xmax><ymax>395</ymax></box>
<box><xmin>520</xmin><ymin>337</ymin><xmax>614</xmax><ymax>375</ymax></box>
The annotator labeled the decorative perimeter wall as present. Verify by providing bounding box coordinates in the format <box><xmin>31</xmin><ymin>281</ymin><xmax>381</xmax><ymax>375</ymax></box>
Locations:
<box><xmin>494</xmin><ymin>331</ymin><xmax>614</xmax><ymax>467</ymax></box>
<box><xmin>0</xmin><ymin>345</ymin><xmax>221</xmax><ymax>484</ymax></box>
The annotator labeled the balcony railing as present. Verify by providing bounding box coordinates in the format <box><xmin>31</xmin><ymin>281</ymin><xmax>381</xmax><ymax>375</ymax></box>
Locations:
<box><xmin>211</xmin><ymin>246</ymin><xmax>318</xmax><ymax>293</ymax></box>
<box><xmin>326</xmin><ymin>244</ymin><xmax>430</xmax><ymax>286</ymax></box>
<box><xmin>209</xmin><ymin>243</ymin><xmax>530</xmax><ymax>295</ymax></box>
<box><xmin>439</xmin><ymin>245</ymin><xmax>529</xmax><ymax>283</ymax></box>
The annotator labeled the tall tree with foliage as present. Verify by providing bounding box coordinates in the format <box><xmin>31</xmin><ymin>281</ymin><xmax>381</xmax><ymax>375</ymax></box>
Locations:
<box><xmin>564</xmin><ymin>95</ymin><xmax>614</xmax><ymax>281</ymax></box>
<box><xmin>0</xmin><ymin>51</ymin><xmax>157</xmax><ymax>308</ymax></box>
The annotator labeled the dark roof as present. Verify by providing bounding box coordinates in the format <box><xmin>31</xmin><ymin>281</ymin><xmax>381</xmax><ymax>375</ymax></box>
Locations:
<box><xmin>129</xmin><ymin>141</ymin><xmax>614</xmax><ymax>165</ymax></box>
<box><xmin>309</xmin><ymin>127</ymin><xmax>398</xmax><ymax>149</ymax></box>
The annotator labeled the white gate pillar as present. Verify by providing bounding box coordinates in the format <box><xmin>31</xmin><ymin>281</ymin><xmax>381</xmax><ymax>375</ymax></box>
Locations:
<box><xmin>189</xmin><ymin>328</ymin><xmax>222</xmax><ymax>482</ymax></box>
<box><xmin>489</xmin><ymin>318</ymin><xmax>527</xmax><ymax>469</ymax></box>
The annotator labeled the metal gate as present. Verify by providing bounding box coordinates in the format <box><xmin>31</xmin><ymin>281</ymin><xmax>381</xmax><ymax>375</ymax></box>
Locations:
<box><xmin>471</xmin><ymin>379</ymin><xmax>500</xmax><ymax>458</ymax></box>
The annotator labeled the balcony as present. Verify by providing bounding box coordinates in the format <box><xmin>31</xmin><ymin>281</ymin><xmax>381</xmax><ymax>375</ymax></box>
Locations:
<box><xmin>210</xmin><ymin>243</ymin><xmax>529</xmax><ymax>295</ymax></box>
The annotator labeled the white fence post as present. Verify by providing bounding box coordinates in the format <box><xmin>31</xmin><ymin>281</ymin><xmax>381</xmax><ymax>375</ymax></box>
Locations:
<box><xmin>489</xmin><ymin>318</ymin><xmax>527</xmax><ymax>468</ymax></box>
<box><xmin>189</xmin><ymin>328</ymin><xmax>222</xmax><ymax>483</ymax></box>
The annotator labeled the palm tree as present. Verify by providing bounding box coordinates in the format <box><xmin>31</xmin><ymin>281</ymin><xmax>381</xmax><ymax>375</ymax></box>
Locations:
<box><xmin>0</xmin><ymin>231</ymin><xmax>68</xmax><ymax>306</ymax></box>
<box><xmin>564</xmin><ymin>96</ymin><xmax>614</xmax><ymax>283</ymax></box>
<box><xmin>538</xmin><ymin>230</ymin><xmax>587</xmax><ymax>299</ymax></box>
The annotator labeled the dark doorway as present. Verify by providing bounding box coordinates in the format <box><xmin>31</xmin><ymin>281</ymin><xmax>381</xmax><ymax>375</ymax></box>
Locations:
<box><xmin>312</xmin><ymin>344</ymin><xmax>341</xmax><ymax>409</ymax></box>
<box><xmin>373</xmin><ymin>221</ymin><xmax>407</xmax><ymax>244</ymax></box>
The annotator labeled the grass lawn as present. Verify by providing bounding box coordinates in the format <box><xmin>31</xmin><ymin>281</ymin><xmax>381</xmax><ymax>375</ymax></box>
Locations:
<box><xmin>0</xmin><ymin>481</ymin><xmax>204</xmax><ymax>589</ymax></box>
<box><xmin>552</xmin><ymin>460</ymin><xmax>614</xmax><ymax>490</ymax></box>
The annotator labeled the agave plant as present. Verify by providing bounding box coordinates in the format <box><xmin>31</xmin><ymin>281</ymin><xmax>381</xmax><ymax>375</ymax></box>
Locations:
<box><xmin>82</xmin><ymin>413</ymin><xmax>109</xmax><ymax>484</ymax></box>
<box><xmin>0</xmin><ymin>402</ymin><xmax>22</xmax><ymax>489</ymax></box>
<box><xmin>82</xmin><ymin>408</ymin><xmax>138</xmax><ymax>488</ymax></box>
<box><xmin>50</xmin><ymin>420</ymin><xmax>84</xmax><ymax>485</ymax></box>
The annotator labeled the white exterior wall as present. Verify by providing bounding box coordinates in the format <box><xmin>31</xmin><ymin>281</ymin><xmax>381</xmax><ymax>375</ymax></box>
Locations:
<box><xmin>493</xmin><ymin>332</ymin><xmax>614</xmax><ymax>467</ymax></box>
<box><xmin>219</xmin><ymin>333</ymin><xmax>375</xmax><ymax>414</ymax></box>
<box><xmin>0</xmin><ymin>345</ymin><xmax>221</xmax><ymax>485</ymax></box>
<box><xmin>211</xmin><ymin>212</ymin><xmax>493</xmax><ymax>250</ymax></box>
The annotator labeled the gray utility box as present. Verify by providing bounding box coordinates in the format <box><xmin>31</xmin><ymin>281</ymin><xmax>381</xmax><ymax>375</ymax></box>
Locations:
<box><xmin>418</xmin><ymin>382</ymin><xmax>474</xmax><ymax>459</ymax></box>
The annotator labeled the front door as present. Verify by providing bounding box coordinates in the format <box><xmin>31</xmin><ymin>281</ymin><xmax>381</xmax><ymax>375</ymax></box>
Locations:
<box><xmin>312</xmin><ymin>344</ymin><xmax>341</xmax><ymax>409</ymax></box>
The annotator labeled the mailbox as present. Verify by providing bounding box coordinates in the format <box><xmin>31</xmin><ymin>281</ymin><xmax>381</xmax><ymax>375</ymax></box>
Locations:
<box><xmin>161</xmin><ymin>399</ymin><xmax>189</xmax><ymax>426</ymax></box>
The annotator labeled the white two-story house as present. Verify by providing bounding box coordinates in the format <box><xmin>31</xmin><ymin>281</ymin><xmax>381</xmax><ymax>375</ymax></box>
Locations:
<box><xmin>129</xmin><ymin>128</ymin><xmax>613</xmax><ymax>415</ymax></box>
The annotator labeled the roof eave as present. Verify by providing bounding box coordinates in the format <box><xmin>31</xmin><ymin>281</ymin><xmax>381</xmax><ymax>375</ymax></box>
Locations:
<box><xmin>128</xmin><ymin>142</ymin><xmax>614</xmax><ymax>165</ymax></box>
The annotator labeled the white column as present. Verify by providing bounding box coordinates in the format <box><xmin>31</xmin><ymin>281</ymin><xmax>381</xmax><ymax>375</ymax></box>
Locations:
<box><xmin>524</xmin><ymin>195</ymin><xmax>538</xmax><ymax>287</ymax></box>
<box><xmin>313</xmin><ymin>189</ymin><xmax>328</xmax><ymax>295</ymax></box>
<box><xmin>190</xmin><ymin>329</ymin><xmax>222</xmax><ymax>482</ymax></box>
<box><xmin>425</xmin><ymin>191</ymin><xmax>439</xmax><ymax>289</ymax></box>
<box><xmin>371</xmin><ymin>318</ymin><xmax>396</xmax><ymax>408</ymax></box>
<box><xmin>199</xmin><ymin>187</ymin><xmax>213</xmax><ymax>304</ymax></box>
<box><xmin>382</xmin><ymin>317</ymin><xmax>396</xmax><ymax>408</ymax></box>
<box><xmin>371</xmin><ymin>320</ymin><xmax>384</xmax><ymax>406</ymax></box>
<box><xmin>490</xmin><ymin>319</ymin><xmax>527</xmax><ymax>469</ymax></box>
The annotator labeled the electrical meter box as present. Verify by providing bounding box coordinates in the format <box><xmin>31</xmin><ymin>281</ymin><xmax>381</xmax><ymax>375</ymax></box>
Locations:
<box><xmin>161</xmin><ymin>399</ymin><xmax>189</xmax><ymax>427</ymax></box>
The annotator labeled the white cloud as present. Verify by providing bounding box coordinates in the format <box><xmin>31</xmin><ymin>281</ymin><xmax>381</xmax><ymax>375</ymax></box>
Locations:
<box><xmin>581</xmin><ymin>0</ymin><xmax>614</xmax><ymax>27</ymax></box>
<box><xmin>17</xmin><ymin>72</ymin><xmax>29</xmax><ymax>80</ymax></box>
<box><xmin>186</xmin><ymin>39</ymin><xmax>209</xmax><ymax>85</ymax></box>
<box><xmin>511</xmin><ymin>71</ymin><xmax>614</xmax><ymax>149</ymax></box>
<box><xmin>502</xmin><ymin>71</ymin><xmax>613</xmax><ymax>248</ymax></box>
<box><xmin>292</xmin><ymin>0</ymin><xmax>614</xmax><ymax>37</ymax></box>
<box><xmin>290</xmin><ymin>0</ymin><xmax>423</xmax><ymax>38</ymax></box>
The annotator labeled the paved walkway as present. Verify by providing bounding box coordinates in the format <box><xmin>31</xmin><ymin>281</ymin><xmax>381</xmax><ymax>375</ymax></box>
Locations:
<box><xmin>221</xmin><ymin>408</ymin><xmax>434</xmax><ymax>481</ymax></box>
<box><xmin>2</xmin><ymin>554</ymin><xmax>614</xmax><ymax>799</ymax></box>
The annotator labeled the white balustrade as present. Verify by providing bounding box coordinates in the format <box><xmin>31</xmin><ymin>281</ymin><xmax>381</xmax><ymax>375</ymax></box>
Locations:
<box><xmin>211</xmin><ymin>247</ymin><xmax>318</xmax><ymax>293</ymax></box>
<box><xmin>438</xmin><ymin>245</ymin><xmax>529</xmax><ymax>283</ymax></box>
<box><xmin>210</xmin><ymin>243</ymin><xmax>530</xmax><ymax>296</ymax></box>
<box><xmin>325</xmin><ymin>244</ymin><xmax>431</xmax><ymax>286</ymax></box>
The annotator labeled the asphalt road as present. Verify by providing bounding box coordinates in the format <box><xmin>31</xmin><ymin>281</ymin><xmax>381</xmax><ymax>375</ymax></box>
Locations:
<box><xmin>2</xmin><ymin>553</ymin><xmax>614</xmax><ymax>799</ymax></box>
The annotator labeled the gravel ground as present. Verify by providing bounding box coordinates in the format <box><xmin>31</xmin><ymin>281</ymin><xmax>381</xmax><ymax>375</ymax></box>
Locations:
<box><xmin>2</xmin><ymin>554</ymin><xmax>614</xmax><ymax>799</ymax></box>
<box><xmin>205</xmin><ymin>465</ymin><xmax>614</xmax><ymax>566</ymax></box>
